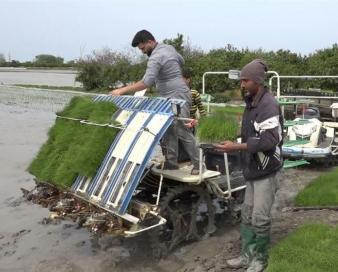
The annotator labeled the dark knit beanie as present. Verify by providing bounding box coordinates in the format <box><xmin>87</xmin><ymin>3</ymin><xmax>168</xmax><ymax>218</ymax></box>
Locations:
<box><xmin>240</xmin><ymin>59</ymin><xmax>268</xmax><ymax>84</ymax></box>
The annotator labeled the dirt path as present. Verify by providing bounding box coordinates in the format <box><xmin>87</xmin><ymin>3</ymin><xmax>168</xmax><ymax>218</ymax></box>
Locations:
<box><xmin>1</xmin><ymin>97</ymin><xmax>338</xmax><ymax>272</ymax></box>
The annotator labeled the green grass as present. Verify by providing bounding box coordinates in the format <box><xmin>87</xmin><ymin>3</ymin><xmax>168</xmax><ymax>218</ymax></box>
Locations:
<box><xmin>294</xmin><ymin>167</ymin><xmax>338</xmax><ymax>206</ymax></box>
<box><xmin>197</xmin><ymin>108</ymin><xmax>240</xmax><ymax>142</ymax></box>
<box><xmin>28</xmin><ymin>96</ymin><xmax>119</xmax><ymax>188</ymax></box>
<box><xmin>209</xmin><ymin>105</ymin><xmax>244</xmax><ymax>115</ymax></box>
<box><xmin>267</xmin><ymin>224</ymin><xmax>338</xmax><ymax>272</ymax></box>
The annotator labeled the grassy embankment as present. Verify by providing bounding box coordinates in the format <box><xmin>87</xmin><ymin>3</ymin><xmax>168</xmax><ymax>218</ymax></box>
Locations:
<box><xmin>14</xmin><ymin>84</ymin><xmax>84</xmax><ymax>92</ymax></box>
<box><xmin>295</xmin><ymin>167</ymin><xmax>338</xmax><ymax>207</ymax></box>
<box><xmin>267</xmin><ymin>223</ymin><xmax>338</xmax><ymax>271</ymax></box>
<box><xmin>268</xmin><ymin>167</ymin><xmax>338</xmax><ymax>271</ymax></box>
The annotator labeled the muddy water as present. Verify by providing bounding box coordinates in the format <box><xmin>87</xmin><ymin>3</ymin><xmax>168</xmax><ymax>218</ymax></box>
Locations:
<box><xmin>0</xmin><ymin>103</ymin><xmax>111</xmax><ymax>272</ymax></box>
<box><xmin>0</xmin><ymin>86</ymin><xmax>87</xmax><ymax>112</ymax></box>
<box><xmin>0</xmin><ymin>89</ymin><xmax>138</xmax><ymax>272</ymax></box>
<box><xmin>0</xmin><ymin>69</ymin><xmax>81</xmax><ymax>87</ymax></box>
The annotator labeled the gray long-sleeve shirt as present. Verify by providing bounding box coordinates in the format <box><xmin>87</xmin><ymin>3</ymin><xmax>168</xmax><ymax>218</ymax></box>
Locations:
<box><xmin>142</xmin><ymin>43</ymin><xmax>190</xmax><ymax>100</ymax></box>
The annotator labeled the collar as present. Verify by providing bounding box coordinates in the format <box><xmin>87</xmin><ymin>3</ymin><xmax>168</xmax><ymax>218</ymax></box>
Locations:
<box><xmin>244</xmin><ymin>87</ymin><xmax>267</xmax><ymax>109</ymax></box>
<box><xmin>149</xmin><ymin>42</ymin><xmax>159</xmax><ymax>56</ymax></box>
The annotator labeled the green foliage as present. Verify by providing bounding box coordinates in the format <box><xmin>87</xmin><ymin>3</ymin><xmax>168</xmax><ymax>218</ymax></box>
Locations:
<box><xmin>76</xmin><ymin>48</ymin><xmax>144</xmax><ymax>92</ymax></box>
<box><xmin>212</xmin><ymin>93</ymin><xmax>231</xmax><ymax>103</ymax></box>
<box><xmin>210</xmin><ymin>105</ymin><xmax>244</xmax><ymax>115</ymax></box>
<box><xmin>0</xmin><ymin>53</ymin><xmax>6</xmax><ymax>65</ymax></box>
<box><xmin>76</xmin><ymin>61</ymin><xmax>104</xmax><ymax>90</ymax></box>
<box><xmin>197</xmin><ymin>107</ymin><xmax>240</xmax><ymax>142</ymax></box>
<box><xmin>294</xmin><ymin>167</ymin><xmax>338</xmax><ymax>206</ymax></box>
<box><xmin>73</xmin><ymin>34</ymin><xmax>338</xmax><ymax>94</ymax></box>
<box><xmin>163</xmin><ymin>33</ymin><xmax>184</xmax><ymax>55</ymax></box>
<box><xmin>267</xmin><ymin>224</ymin><xmax>338</xmax><ymax>271</ymax></box>
<box><xmin>28</xmin><ymin>96</ymin><xmax>119</xmax><ymax>188</ymax></box>
<box><xmin>34</xmin><ymin>54</ymin><xmax>64</xmax><ymax>67</ymax></box>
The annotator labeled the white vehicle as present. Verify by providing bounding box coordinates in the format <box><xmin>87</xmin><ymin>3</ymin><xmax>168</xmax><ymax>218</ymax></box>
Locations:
<box><xmin>282</xmin><ymin>103</ymin><xmax>338</xmax><ymax>165</ymax></box>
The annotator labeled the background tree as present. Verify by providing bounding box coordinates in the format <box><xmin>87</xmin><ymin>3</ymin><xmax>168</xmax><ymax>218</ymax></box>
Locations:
<box><xmin>33</xmin><ymin>54</ymin><xmax>64</xmax><ymax>67</ymax></box>
<box><xmin>163</xmin><ymin>33</ymin><xmax>184</xmax><ymax>55</ymax></box>
<box><xmin>76</xmin><ymin>48</ymin><xmax>140</xmax><ymax>91</ymax></box>
<box><xmin>75</xmin><ymin>34</ymin><xmax>338</xmax><ymax>96</ymax></box>
<box><xmin>0</xmin><ymin>53</ymin><xmax>6</xmax><ymax>66</ymax></box>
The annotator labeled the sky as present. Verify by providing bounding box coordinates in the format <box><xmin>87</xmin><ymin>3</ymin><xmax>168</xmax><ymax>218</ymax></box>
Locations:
<box><xmin>1</xmin><ymin>0</ymin><xmax>337</xmax><ymax>62</ymax></box>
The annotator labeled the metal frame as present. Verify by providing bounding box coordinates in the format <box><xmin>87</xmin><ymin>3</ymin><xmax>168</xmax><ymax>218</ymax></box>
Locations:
<box><xmin>202</xmin><ymin>71</ymin><xmax>280</xmax><ymax>112</ymax></box>
<box><xmin>71</xmin><ymin>95</ymin><xmax>187</xmax><ymax>220</ymax></box>
<box><xmin>206</xmin><ymin>152</ymin><xmax>246</xmax><ymax>199</ymax></box>
<box><xmin>268</xmin><ymin>75</ymin><xmax>338</xmax><ymax>99</ymax></box>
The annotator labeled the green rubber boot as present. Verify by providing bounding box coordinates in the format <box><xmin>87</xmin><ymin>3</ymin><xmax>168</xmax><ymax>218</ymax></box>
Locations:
<box><xmin>226</xmin><ymin>224</ymin><xmax>256</xmax><ymax>269</ymax></box>
<box><xmin>246</xmin><ymin>235</ymin><xmax>270</xmax><ymax>272</ymax></box>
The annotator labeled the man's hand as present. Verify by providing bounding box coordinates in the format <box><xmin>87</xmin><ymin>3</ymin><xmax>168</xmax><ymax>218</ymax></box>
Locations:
<box><xmin>185</xmin><ymin>119</ymin><xmax>198</xmax><ymax>128</ymax></box>
<box><xmin>109</xmin><ymin>81</ymin><xmax>147</xmax><ymax>96</ymax></box>
<box><xmin>214</xmin><ymin>141</ymin><xmax>236</xmax><ymax>153</ymax></box>
<box><xmin>219</xmin><ymin>140</ymin><xmax>233</xmax><ymax>145</ymax></box>
<box><xmin>214</xmin><ymin>141</ymin><xmax>247</xmax><ymax>153</ymax></box>
<box><xmin>110</xmin><ymin>88</ymin><xmax>122</xmax><ymax>96</ymax></box>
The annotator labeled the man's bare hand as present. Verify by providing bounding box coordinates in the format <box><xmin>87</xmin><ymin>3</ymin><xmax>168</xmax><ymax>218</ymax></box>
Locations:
<box><xmin>110</xmin><ymin>89</ymin><xmax>122</xmax><ymax>96</ymax></box>
<box><xmin>185</xmin><ymin>119</ymin><xmax>198</xmax><ymax>128</ymax></box>
<box><xmin>219</xmin><ymin>140</ymin><xmax>233</xmax><ymax>145</ymax></box>
<box><xmin>214</xmin><ymin>141</ymin><xmax>247</xmax><ymax>153</ymax></box>
<box><xmin>214</xmin><ymin>141</ymin><xmax>236</xmax><ymax>153</ymax></box>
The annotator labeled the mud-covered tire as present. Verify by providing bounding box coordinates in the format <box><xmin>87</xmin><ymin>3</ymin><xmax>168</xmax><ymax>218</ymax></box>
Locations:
<box><xmin>150</xmin><ymin>185</ymin><xmax>216</xmax><ymax>258</ymax></box>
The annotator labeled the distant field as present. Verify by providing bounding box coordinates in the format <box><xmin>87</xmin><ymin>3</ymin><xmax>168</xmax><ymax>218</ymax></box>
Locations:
<box><xmin>0</xmin><ymin>69</ymin><xmax>81</xmax><ymax>87</ymax></box>
<box><xmin>0</xmin><ymin>85</ymin><xmax>84</xmax><ymax>112</ymax></box>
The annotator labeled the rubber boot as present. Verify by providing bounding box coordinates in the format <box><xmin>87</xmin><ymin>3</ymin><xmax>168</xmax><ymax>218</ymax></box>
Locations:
<box><xmin>226</xmin><ymin>224</ymin><xmax>256</xmax><ymax>269</ymax></box>
<box><xmin>246</xmin><ymin>235</ymin><xmax>270</xmax><ymax>272</ymax></box>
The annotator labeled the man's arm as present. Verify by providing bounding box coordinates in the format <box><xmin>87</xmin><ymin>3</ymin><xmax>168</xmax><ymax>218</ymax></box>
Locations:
<box><xmin>110</xmin><ymin>54</ymin><xmax>161</xmax><ymax>96</ymax></box>
<box><xmin>110</xmin><ymin>80</ymin><xmax>148</xmax><ymax>96</ymax></box>
<box><xmin>214</xmin><ymin>141</ymin><xmax>247</xmax><ymax>153</ymax></box>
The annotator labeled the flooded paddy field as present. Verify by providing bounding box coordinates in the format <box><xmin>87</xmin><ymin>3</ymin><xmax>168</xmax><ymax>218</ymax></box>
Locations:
<box><xmin>0</xmin><ymin>68</ymin><xmax>81</xmax><ymax>87</ymax></box>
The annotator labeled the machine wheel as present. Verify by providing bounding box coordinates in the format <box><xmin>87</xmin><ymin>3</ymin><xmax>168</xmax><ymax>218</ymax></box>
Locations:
<box><xmin>151</xmin><ymin>185</ymin><xmax>216</xmax><ymax>258</ymax></box>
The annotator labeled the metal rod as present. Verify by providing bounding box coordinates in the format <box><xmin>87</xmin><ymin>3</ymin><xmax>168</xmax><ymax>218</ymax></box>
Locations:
<box><xmin>279</xmin><ymin>95</ymin><xmax>338</xmax><ymax>100</ymax></box>
<box><xmin>156</xmin><ymin>162</ymin><xmax>164</xmax><ymax>206</ymax></box>
<box><xmin>267</xmin><ymin>71</ymin><xmax>280</xmax><ymax>97</ymax></box>
<box><xmin>269</xmin><ymin>75</ymin><xmax>338</xmax><ymax>98</ymax></box>
<box><xmin>199</xmin><ymin>148</ymin><xmax>203</xmax><ymax>184</ymax></box>
<box><xmin>123</xmin><ymin>211</ymin><xmax>167</xmax><ymax>237</ymax></box>
<box><xmin>223</xmin><ymin>152</ymin><xmax>232</xmax><ymax>199</ymax></box>
<box><xmin>56</xmin><ymin>115</ymin><xmax>125</xmax><ymax>129</ymax></box>
<box><xmin>202</xmin><ymin>71</ymin><xmax>230</xmax><ymax>95</ymax></box>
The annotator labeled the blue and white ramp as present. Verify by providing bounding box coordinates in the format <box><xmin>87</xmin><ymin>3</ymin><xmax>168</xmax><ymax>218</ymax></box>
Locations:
<box><xmin>72</xmin><ymin>95</ymin><xmax>184</xmax><ymax>216</ymax></box>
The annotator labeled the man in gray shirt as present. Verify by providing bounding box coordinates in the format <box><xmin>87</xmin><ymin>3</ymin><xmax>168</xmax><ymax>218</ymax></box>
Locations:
<box><xmin>110</xmin><ymin>30</ymin><xmax>200</xmax><ymax>174</ymax></box>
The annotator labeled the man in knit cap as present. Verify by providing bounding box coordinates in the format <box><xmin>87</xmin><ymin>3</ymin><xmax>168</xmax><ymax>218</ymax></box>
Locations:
<box><xmin>215</xmin><ymin>59</ymin><xmax>283</xmax><ymax>272</ymax></box>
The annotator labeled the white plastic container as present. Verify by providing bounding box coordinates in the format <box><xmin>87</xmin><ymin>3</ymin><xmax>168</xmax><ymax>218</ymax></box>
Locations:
<box><xmin>330</xmin><ymin>103</ymin><xmax>338</xmax><ymax>118</ymax></box>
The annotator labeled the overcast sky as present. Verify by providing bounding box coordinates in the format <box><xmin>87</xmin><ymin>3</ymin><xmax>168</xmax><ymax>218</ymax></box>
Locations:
<box><xmin>1</xmin><ymin>0</ymin><xmax>337</xmax><ymax>61</ymax></box>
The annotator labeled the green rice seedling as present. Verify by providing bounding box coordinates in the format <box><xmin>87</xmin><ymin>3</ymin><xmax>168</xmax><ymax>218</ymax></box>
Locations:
<box><xmin>198</xmin><ymin>108</ymin><xmax>240</xmax><ymax>143</ymax></box>
<box><xmin>294</xmin><ymin>167</ymin><xmax>338</xmax><ymax>207</ymax></box>
<box><xmin>209</xmin><ymin>105</ymin><xmax>244</xmax><ymax>115</ymax></box>
<box><xmin>57</xmin><ymin>96</ymin><xmax>93</xmax><ymax>119</ymax></box>
<box><xmin>267</xmin><ymin>224</ymin><xmax>338</xmax><ymax>271</ymax></box>
<box><xmin>28</xmin><ymin>96</ymin><xmax>119</xmax><ymax>188</ymax></box>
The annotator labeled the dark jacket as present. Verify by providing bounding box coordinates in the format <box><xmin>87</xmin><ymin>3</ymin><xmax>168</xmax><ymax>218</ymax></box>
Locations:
<box><xmin>241</xmin><ymin>88</ymin><xmax>283</xmax><ymax>181</ymax></box>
